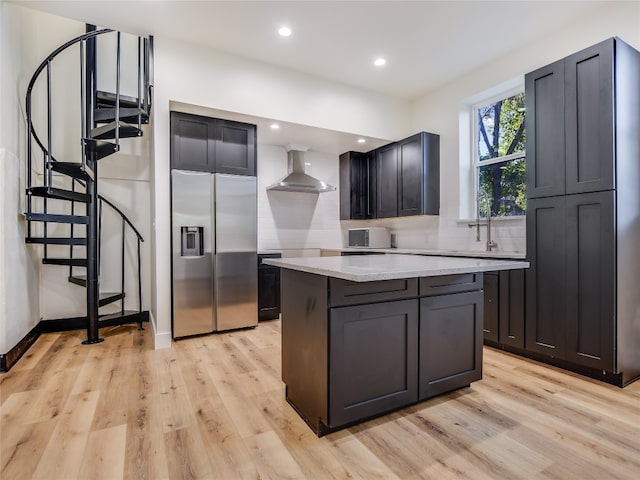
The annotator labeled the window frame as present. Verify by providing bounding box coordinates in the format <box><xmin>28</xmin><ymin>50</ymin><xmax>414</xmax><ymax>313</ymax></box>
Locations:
<box><xmin>471</xmin><ymin>87</ymin><xmax>526</xmax><ymax>219</ymax></box>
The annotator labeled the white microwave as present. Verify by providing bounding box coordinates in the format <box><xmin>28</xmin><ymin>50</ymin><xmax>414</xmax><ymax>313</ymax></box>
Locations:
<box><xmin>347</xmin><ymin>227</ymin><xmax>391</xmax><ymax>248</ymax></box>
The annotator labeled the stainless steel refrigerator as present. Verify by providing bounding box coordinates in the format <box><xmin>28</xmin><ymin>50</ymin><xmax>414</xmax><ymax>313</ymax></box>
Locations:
<box><xmin>171</xmin><ymin>170</ymin><xmax>257</xmax><ymax>337</ymax></box>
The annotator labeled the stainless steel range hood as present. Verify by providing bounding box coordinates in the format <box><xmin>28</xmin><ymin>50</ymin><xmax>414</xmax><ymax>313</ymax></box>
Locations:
<box><xmin>267</xmin><ymin>146</ymin><xmax>336</xmax><ymax>193</ymax></box>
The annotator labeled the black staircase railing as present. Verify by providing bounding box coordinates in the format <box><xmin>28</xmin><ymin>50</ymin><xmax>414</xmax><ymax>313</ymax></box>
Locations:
<box><xmin>24</xmin><ymin>26</ymin><xmax>152</xmax><ymax>343</ymax></box>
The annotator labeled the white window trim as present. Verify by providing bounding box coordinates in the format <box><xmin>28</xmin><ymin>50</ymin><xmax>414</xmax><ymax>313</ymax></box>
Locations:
<box><xmin>469</xmin><ymin>84</ymin><xmax>525</xmax><ymax>219</ymax></box>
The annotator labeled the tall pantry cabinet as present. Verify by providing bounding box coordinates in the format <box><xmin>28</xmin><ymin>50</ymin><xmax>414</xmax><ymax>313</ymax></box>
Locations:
<box><xmin>525</xmin><ymin>38</ymin><xmax>640</xmax><ymax>386</ymax></box>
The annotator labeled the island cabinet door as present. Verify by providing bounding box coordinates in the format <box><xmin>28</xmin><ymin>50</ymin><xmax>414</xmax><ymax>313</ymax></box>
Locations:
<box><xmin>329</xmin><ymin>299</ymin><xmax>418</xmax><ymax>428</ymax></box>
<box><xmin>419</xmin><ymin>291</ymin><xmax>483</xmax><ymax>400</ymax></box>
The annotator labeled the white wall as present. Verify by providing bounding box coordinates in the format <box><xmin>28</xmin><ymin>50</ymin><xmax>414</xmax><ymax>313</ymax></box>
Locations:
<box><xmin>151</xmin><ymin>36</ymin><xmax>412</xmax><ymax>346</ymax></box>
<box><xmin>405</xmin><ymin>1</ymin><xmax>640</xmax><ymax>254</ymax></box>
<box><xmin>0</xmin><ymin>3</ymin><xmax>84</xmax><ymax>353</ymax></box>
<box><xmin>257</xmin><ymin>145</ymin><xmax>342</xmax><ymax>250</ymax></box>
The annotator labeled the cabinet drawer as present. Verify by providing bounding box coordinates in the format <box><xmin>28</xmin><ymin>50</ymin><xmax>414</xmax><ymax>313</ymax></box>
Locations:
<box><xmin>419</xmin><ymin>273</ymin><xmax>482</xmax><ymax>296</ymax></box>
<box><xmin>329</xmin><ymin>278</ymin><xmax>418</xmax><ymax>307</ymax></box>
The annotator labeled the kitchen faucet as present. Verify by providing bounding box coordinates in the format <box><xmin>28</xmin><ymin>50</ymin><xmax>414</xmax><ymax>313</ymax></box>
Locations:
<box><xmin>468</xmin><ymin>189</ymin><xmax>498</xmax><ymax>252</ymax></box>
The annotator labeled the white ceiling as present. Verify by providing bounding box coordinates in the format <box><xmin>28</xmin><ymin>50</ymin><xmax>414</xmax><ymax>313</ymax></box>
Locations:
<box><xmin>16</xmin><ymin>0</ymin><xmax>609</xmax><ymax>100</ymax></box>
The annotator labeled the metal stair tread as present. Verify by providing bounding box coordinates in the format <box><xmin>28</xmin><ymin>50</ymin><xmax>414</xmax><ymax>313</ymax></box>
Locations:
<box><xmin>83</xmin><ymin>138</ymin><xmax>119</xmax><ymax>160</ymax></box>
<box><xmin>96</xmin><ymin>90</ymin><xmax>141</xmax><ymax>109</ymax></box>
<box><xmin>42</xmin><ymin>257</ymin><xmax>87</xmax><ymax>266</ymax></box>
<box><xmin>28</xmin><ymin>186</ymin><xmax>91</xmax><ymax>203</ymax></box>
<box><xmin>68</xmin><ymin>275</ymin><xmax>87</xmax><ymax>287</ymax></box>
<box><xmin>26</xmin><ymin>236</ymin><xmax>87</xmax><ymax>246</ymax></box>
<box><xmin>26</xmin><ymin>213</ymin><xmax>89</xmax><ymax>224</ymax></box>
<box><xmin>90</xmin><ymin>121</ymin><xmax>142</xmax><ymax>140</ymax></box>
<box><xmin>48</xmin><ymin>161</ymin><xmax>95</xmax><ymax>181</ymax></box>
<box><xmin>99</xmin><ymin>291</ymin><xmax>125</xmax><ymax>307</ymax></box>
<box><xmin>94</xmin><ymin>107</ymin><xmax>149</xmax><ymax>124</ymax></box>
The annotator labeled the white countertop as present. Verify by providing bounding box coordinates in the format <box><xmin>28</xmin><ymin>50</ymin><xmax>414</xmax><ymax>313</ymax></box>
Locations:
<box><xmin>335</xmin><ymin>248</ymin><xmax>526</xmax><ymax>260</ymax></box>
<box><xmin>264</xmin><ymin>254</ymin><xmax>529</xmax><ymax>282</ymax></box>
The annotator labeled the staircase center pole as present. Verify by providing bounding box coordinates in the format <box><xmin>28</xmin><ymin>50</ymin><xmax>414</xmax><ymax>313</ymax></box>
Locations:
<box><xmin>83</xmin><ymin>24</ymin><xmax>103</xmax><ymax>345</ymax></box>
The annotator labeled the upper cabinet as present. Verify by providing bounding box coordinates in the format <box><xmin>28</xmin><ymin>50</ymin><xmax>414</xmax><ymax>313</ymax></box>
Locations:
<box><xmin>340</xmin><ymin>131</ymin><xmax>440</xmax><ymax>220</ymax></box>
<box><xmin>170</xmin><ymin>112</ymin><xmax>256</xmax><ymax>176</ymax></box>
<box><xmin>398</xmin><ymin>132</ymin><xmax>440</xmax><ymax>217</ymax></box>
<box><xmin>339</xmin><ymin>151</ymin><xmax>370</xmax><ymax>220</ymax></box>
<box><xmin>526</xmin><ymin>38</ymin><xmax>616</xmax><ymax>198</ymax></box>
<box><xmin>376</xmin><ymin>143</ymin><xmax>399</xmax><ymax>218</ymax></box>
<box><xmin>215</xmin><ymin>119</ymin><xmax>256</xmax><ymax>176</ymax></box>
<box><xmin>170</xmin><ymin>112</ymin><xmax>216</xmax><ymax>172</ymax></box>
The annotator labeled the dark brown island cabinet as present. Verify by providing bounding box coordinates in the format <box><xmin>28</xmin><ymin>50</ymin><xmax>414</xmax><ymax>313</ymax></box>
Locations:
<box><xmin>525</xmin><ymin>37</ymin><xmax>640</xmax><ymax>386</ymax></box>
<box><xmin>170</xmin><ymin>111</ymin><xmax>256</xmax><ymax>176</ymax></box>
<box><xmin>340</xmin><ymin>131</ymin><xmax>439</xmax><ymax>220</ymax></box>
<box><xmin>280</xmin><ymin>269</ymin><xmax>483</xmax><ymax>435</ymax></box>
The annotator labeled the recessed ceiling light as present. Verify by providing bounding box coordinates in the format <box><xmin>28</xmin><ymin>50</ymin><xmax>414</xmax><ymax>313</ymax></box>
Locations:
<box><xmin>357</xmin><ymin>138</ymin><xmax>366</xmax><ymax>144</ymax></box>
<box><xmin>278</xmin><ymin>26</ymin><xmax>292</xmax><ymax>37</ymax></box>
<box><xmin>270</xmin><ymin>123</ymin><xmax>280</xmax><ymax>130</ymax></box>
<box><xmin>374</xmin><ymin>58</ymin><xmax>386</xmax><ymax>67</ymax></box>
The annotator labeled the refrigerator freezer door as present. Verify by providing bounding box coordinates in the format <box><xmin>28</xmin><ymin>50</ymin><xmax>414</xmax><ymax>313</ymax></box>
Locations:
<box><xmin>171</xmin><ymin>170</ymin><xmax>215</xmax><ymax>337</ymax></box>
<box><xmin>214</xmin><ymin>174</ymin><xmax>258</xmax><ymax>331</ymax></box>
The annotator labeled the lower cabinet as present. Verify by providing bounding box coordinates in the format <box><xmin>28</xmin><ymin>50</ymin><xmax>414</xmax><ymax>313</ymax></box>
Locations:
<box><xmin>258</xmin><ymin>253</ymin><xmax>281</xmax><ymax>321</ymax></box>
<box><xmin>419</xmin><ymin>291</ymin><xmax>483</xmax><ymax>399</ymax></box>
<box><xmin>329</xmin><ymin>300</ymin><xmax>418</xmax><ymax>427</ymax></box>
<box><xmin>483</xmin><ymin>269</ymin><xmax>526</xmax><ymax>349</ymax></box>
<box><xmin>483</xmin><ymin>273</ymin><xmax>499</xmax><ymax>342</ymax></box>
<box><xmin>498</xmin><ymin>270</ymin><xmax>526</xmax><ymax>349</ymax></box>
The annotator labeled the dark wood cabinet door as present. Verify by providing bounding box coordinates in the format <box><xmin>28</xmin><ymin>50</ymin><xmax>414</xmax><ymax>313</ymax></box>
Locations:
<box><xmin>565</xmin><ymin>191</ymin><xmax>615</xmax><ymax>370</ymax></box>
<box><xmin>526</xmin><ymin>196</ymin><xmax>566</xmax><ymax>358</ymax></box>
<box><xmin>498</xmin><ymin>269</ymin><xmax>525</xmax><ymax>349</ymax></box>
<box><xmin>525</xmin><ymin>59</ymin><xmax>565</xmax><ymax>198</ymax></box>
<box><xmin>170</xmin><ymin>111</ymin><xmax>215</xmax><ymax>172</ymax></box>
<box><xmin>367</xmin><ymin>152</ymin><xmax>377</xmax><ymax>218</ymax></box>
<box><xmin>397</xmin><ymin>132</ymin><xmax>439</xmax><ymax>216</ymax></box>
<box><xmin>565</xmin><ymin>39</ymin><xmax>615</xmax><ymax>195</ymax></box>
<box><xmin>419</xmin><ymin>290</ymin><xmax>483</xmax><ymax>400</ymax></box>
<box><xmin>329</xmin><ymin>299</ymin><xmax>418</xmax><ymax>428</ymax></box>
<box><xmin>214</xmin><ymin>119</ymin><xmax>256</xmax><ymax>176</ymax></box>
<box><xmin>376</xmin><ymin>143</ymin><xmax>398</xmax><ymax>218</ymax></box>
<box><xmin>397</xmin><ymin>133</ymin><xmax>424</xmax><ymax>216</ymax></box>
<box><xmin>339</xmin><ymin>152</ymin><xmax>368</xmax><ymax>220</ymax></box>
<box><xmin>483</xmin><ymin>273</ymin><xmax>499</xmax><ymax>343</ymax></box>
<box><xmin>258</xmin><ymin>255</ymin><xmax>281</xmax><ymax>321</ymax></box>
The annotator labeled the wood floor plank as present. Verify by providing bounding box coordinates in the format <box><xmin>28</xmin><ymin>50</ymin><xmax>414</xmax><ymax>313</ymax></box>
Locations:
<box><xmin>243</xmin><ymin>430</ymin><xmax>308</xmax><ymax>480</ymax></box>
<box><xmin>78</xmin><ymin>424</ymin><xmax>127</xmax><ymax>480</ymax></box>
<box><xmin>156</xmin><ymin>349</ymin><xmax>194</xmax><ymax>432</ymax></box>
<box><xmin>256</xmin><ymin>391</ymin><xmax>353</xmax><ymax>480</ymax></box>
<box><xmin>164</xmin><ymin>425</ymin><xmax>213</xmax><ymax>480</ymax></box>
<box><xmin>192</xmin><ymin>397</ymin><xmax>260</xmax><ymax>480</ymax></box>
<box><xmin>0</xmin><ymin>418</ymin><xmax>58</xmax><ymax>480</ymax></box>
<box><xmin>1</xmin><ymin>324</ymin><xmax>639</xmax><ymax>479</ymax></box>
<box><xmin>123</xmin><ymin>350</ymin><xmax>170</xmax><ymax>480</ymax></box>
<box><xmin>31</xmin><ymin>391</ymin><xmax>100</xmax><ymax>479</ymax></box>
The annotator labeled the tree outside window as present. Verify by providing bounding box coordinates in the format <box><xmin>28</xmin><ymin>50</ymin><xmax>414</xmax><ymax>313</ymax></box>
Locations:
<box><xmin>475</xmin><ymin>92</ymin><xmax>526</xmax><ymax>218</ymax></box>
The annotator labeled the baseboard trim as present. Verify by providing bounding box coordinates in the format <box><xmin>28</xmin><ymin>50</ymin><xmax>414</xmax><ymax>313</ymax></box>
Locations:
<box><xmin>0</xmin><ymin>323</ymin><xmax>42</xmax><ymax>373</ymax></box>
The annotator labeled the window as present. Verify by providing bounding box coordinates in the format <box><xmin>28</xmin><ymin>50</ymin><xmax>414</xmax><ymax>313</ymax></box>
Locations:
<box><xmin>473</xmin><ymin>91</ymin><xmax>526</xmax><ymax>218</ymax></box>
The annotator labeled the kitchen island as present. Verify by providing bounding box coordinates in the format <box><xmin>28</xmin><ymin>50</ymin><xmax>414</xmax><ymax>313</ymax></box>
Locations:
<box><xmin>264</xmin><ymin>254</ymin><xmax>529</xmax><ymax>435</ymax></box>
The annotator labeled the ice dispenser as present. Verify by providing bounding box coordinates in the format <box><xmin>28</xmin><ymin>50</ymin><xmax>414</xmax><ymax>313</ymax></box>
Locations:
<box><xmin>181</xmin><ymin>226</ymin><xmax>204</xmax><ymax>257</ymax></box>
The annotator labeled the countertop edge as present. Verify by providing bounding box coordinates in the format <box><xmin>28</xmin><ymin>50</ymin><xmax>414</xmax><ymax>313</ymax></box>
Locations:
<box><xmin>263</xmin><ymin>256</ymin><xmax>530</xmax><ymax>282</ymax></box>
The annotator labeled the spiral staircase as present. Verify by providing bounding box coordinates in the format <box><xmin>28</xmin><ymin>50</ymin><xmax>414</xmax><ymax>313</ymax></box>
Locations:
<box><xmin>24</xmin><ymin>25</ymin><xmax>152</xmax><ymax>344</ymax></box>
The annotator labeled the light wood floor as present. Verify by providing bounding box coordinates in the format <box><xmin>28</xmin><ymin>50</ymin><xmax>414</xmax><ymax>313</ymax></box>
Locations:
<box><xmin>1</xmin><ymin>321</ymin><xmax>639</xmax><ymax>480</ymax></box>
